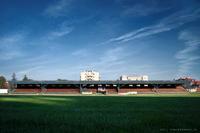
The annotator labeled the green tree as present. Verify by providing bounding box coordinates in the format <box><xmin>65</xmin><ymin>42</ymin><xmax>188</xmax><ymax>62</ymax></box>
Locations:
<box><xmin>23</xmin><ymin>75</ymin><xmax>29</xmax><ymax>81</ymax></box>
<box><xmin>0</xmin><ymin>76</ymin><xmax>6</xmax><ymax>88</ymax></box>
<box><xmin>12</xmin><ymin>73</ymin><xmax>17</xmax><ymax>81</ymax></box>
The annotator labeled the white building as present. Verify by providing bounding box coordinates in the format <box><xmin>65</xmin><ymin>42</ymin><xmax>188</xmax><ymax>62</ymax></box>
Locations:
<box><xmin>80</xmin><ymin>70</ymin><xmax>100</xmax><ymax>81</ymax></box>
<box><xmin>120</xmin><ymin>75</ymin><xmax>148</xmax><ymax>81</ymax></box>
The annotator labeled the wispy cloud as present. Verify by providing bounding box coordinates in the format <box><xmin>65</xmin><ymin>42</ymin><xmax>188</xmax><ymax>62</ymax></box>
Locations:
<box><xmin>67</xmin><ymin>46</ymin><xmax>130</xmax><ymax>79</ymax></box>
<box><xmin>46</xmin><ymin>21</ymin><xmax>74</xmax><ymax>40</ymax></box>
<box><xmin>4</xmin><ymin>54</ymin><xmax>65</xmax><ymax>80</ymax></box>
<box><xmin>0</xmin><ymin>51</ymin><xmax>23</xmax><ymax>60</ymax></box>
<box><xmin>100</xmin><ymin>8</ymin><xmax>200</xmax><ymax>45</ymax></box>
<box><xmin>175</xmin><ymin>30</ymin><xmax>200</xmax><ymax>76</ymax></box>
<box><xmin>50</xmin><ymin>27</ymin><xmax>73</xmax><ymax>37</ymax></box>
<box><xmin>0</xmin><ymin>34</ymin><xmax>24</xmax><ymax>45</ymax></box>
<box><xmin>122</xmin><ymin>3</ymin><xmax>170</xmax><ymax>17</ymax></box>
<box><xmin>44</xmin><ymin>0</ymin><xmax>71</xmax><ymax>17</ymax></box>
<box><xmin>72</xmin><ymin>49</ymin><xmax>89</xmax><ymax>57</ymax></box>
<box><xmin>88</xmin><ymin>46</ymin><xmax>131</xmax><ymax>79</ymax></box>
<box><xmin>98</xmin><ymin>47</ymin><xmax>126</xmax><ymax>65</ymax></box>
<box><xmin>16</xmin><ymin>66</ymin><xmax>44</xmax><ymax>78</ymax></box>
<box><xmin>0</xmin><ymin>33</ymin><xmax>26</xmax><ymax>60</ymax></box>
<box><xmin>48</xmin><ymin>26</ymin><xmax>73</xmax><ymax>39</ymax></box>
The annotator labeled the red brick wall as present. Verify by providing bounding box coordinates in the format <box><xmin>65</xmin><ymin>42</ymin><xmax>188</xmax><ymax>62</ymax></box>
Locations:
<box><xmin>85</xmin><ymin>88</ymin><xmax>98</xmax><ymax>93</ymax></box>
<box><xmin>46</xmin><ymin>88</ymin><xmax>80</xmax><ymax>93</ymax></box>
<box><xmin>118</xmin><ymin>88</ymin><xmax>153</xmax><ymax>93</ymax></box>
<box><xmin>106</xmin><ymin>88</ymin><xmax>118</xmax><ymax>93</ymax></box>
<box><xmin>15</xmin><ymin>88</ymin><xmax>41</xmax><ymax>93</ymax></box>
<box><xmin>156</xmin><ymin>87</ymin><xmax>187</xmax><ymax>93</ymax></box>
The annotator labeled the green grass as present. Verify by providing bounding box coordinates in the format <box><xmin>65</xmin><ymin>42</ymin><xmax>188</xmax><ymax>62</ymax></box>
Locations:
<box><xmin>0</xmin><ymin>94</ymin><xmax>200</xmax><ymax>133</ymax></box>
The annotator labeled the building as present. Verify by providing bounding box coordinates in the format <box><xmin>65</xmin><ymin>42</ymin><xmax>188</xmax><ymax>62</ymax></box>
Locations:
<box><xmin>80</xmin><ymin>70</ymin><xmax>100</xmax><ymax>81</ymax></box>
<box><xmin>120</xmin><ymin>75</ymin><xmax>148</xmax><ymax>81</ymax></box>
<box><xmin>12</xmin><ymin>80</ymin><xmax>187</xmax><ymax>94</ymax></box>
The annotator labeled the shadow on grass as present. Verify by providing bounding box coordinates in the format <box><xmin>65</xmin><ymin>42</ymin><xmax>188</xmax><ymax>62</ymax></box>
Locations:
<box><xmin>0</xmin><ymin>95</ymin><xmax>200</xmax><ymax>133</ymax></box>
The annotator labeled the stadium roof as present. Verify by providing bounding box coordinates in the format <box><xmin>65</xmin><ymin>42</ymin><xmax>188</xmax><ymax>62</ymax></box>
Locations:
<box><xmin>13</xmin><ymin>80</ymin><xmax>187</xmax><ymax>85</ymax></box>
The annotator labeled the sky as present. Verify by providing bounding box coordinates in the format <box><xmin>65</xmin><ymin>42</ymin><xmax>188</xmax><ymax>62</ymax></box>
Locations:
<box><xmin>0</xmin><ymin>0</ymin><xmax>200</xmax><ymax>80</ymax></box>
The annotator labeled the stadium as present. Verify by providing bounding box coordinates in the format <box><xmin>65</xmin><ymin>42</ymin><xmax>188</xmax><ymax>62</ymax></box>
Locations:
<box><xmin>8</xmin><ymin>71</ymin><xmax>200</xmax><ymax>95</ymax></box>
<box><xmin>1</xmin><ymin>72</ymin><xmax>200</xmax><ymax>133</ymax></box>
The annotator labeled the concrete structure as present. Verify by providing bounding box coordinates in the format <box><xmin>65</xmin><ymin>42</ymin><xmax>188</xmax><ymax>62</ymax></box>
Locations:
<box><xmin>80</xmin><ymin>70</ymin><xmax>100</xmax><ymax>81</ymax></box>
<box><xmin>120</xmin><ymin>75</ymin><xmax>148</xmax><ymax>81</ymax></box>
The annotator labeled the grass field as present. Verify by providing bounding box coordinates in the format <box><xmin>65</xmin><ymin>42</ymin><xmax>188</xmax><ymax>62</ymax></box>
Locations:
<box><xmin>0</xmin><ymin>94</ymin><xmax>200</xmax><ymax>133</ymax></box>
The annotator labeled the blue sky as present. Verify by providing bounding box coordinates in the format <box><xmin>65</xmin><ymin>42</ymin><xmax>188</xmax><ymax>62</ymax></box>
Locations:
<box><xmin>0</xmin><ymin>0</ymin><xmax>200</xmax><ymax>80</ymax></box>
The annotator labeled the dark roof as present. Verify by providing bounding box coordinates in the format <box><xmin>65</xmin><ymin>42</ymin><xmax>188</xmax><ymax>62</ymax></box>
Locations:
<box><xmin>13</xmin><ymin>80</ymin><xmax>186</xmax><ymax>85</ymax></box>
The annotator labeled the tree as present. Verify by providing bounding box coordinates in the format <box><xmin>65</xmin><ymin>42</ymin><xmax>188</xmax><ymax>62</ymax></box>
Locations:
<box><xmin>23</xmin><ymin>75</ymin><xmax>29</xmax><ymax>81</ymax></box>
<box><xmin>57</xmin><ymin>79</ymin><xmax>68</xmax><ymax>81</ymax></box>
<box><xmin>0</xmin><ymin>76</ymin><xmax>6</xmax><ymax>88</ymax></box>
<box><xmin>12</xmin><ymin>73</ymin><xmax>17</xmax><ymax>81</ymax></box>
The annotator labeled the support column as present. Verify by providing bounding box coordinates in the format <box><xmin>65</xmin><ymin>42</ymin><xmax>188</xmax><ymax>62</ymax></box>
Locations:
<box><xmin>41</xmin><ymin>84</ymin><xmax>46</xmax><ymax>93</ymax></box>
<box><xmin>9</xmin><ymin>81</ymin><xmax>16</xmax><ymax>93</ymax></box>
<box><xmin>117</xmin><ymin>84</ymin><xmax>120</xmax><ymax>93</ymax></box>
<box><xmin>80</xmin><ymin>84</ymin><xmax>82</xmax><ymax>93</ymax></box>
<box><xmin>153</xmin><ymin>84</ymin><xmax>159</xmax><ymax>93</ymax></box>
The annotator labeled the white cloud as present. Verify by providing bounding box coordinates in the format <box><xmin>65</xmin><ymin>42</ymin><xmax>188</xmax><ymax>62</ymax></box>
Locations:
<box><xmin>46</xmin><ymin>22</ymin><xmax>74</xmax><ymax>40</ymax></box>
<box><xmin>88</xmin><ymin>46</ymin><xmax>131</xmax><ymax>79</ymax></box>
<box><xmin>175</xmin><ymin>30</ymin><xmax>200</xmax><ymax>77</ymax></box>
<box><xmin>72</xmin><ymin>49</ymin><xmax>88</xmax><ymax>57</ymax></box>
<box><xmin>0</xmin><ymin>51</ymin><xmax>23</xmax><ymax>60</ymax></box>
<box><xmin>0</xmin><ymin>34</ymin><xmax>24</xmax><ymax>44</ymax></box>
<box><xmin>100</xmin><ymin>8</ymin><xmax>200</xmax><ymax>45</ymax></box>
<box><xmin>122</xmin><ymin>3</ymin><xmax>170</xmax><ymax>17</ymax></box>
<box><xmin>98</xmin><ymin>47</ymin><xmax>125</xmax><ymax>64</ymax></box>
<box><xmin>48</xmin><ymin>26</ymin><xmax>73</xmax><ymax>39</ymax></box>
<box><xmin>4</xmin><ymin>54</ymin><xmax>66</xmax><ymax>80</ymax></box>
<box><xmin>44</xmin><ymin>0</ymin><xmax>71</xmax><ymax>17</ymax></box>
<box><xmin>0</xmin><ymin>33</ymin><xmax>26</xmax><ymax>60</ymax></box>
<box><xmin>16</xmin><ymin>66</ymin><xmax>44</xmax><ymax>78</ymax></box>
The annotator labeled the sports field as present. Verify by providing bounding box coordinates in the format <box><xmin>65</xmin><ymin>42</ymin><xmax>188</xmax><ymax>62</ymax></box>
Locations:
<box><xmin>0</xmin><ymin>94</ymin><xmax>200</xmax><ymax>133</ymax></box>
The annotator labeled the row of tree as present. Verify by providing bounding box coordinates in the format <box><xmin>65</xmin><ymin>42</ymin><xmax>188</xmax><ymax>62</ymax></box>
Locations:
<box><xmin>1</xmin><ymin>73</ymin><xmax>70</xmax><ymax>88</ymax></box>
<box><xmin>0</xmin><ymin>73</ymin><xmax>33</xmax><ymax>89</ymax></box>
<box><xmin>12</xmin><ymin>73</ymin><xmax>33</xmax><ymax>81</ymax></box>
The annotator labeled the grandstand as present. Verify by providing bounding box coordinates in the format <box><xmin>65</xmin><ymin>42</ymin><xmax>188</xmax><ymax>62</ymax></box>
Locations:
<box><xmin>11</xmin><ymin>80</ymin><xmax>191</xmax><ymax>94</ymax></box>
